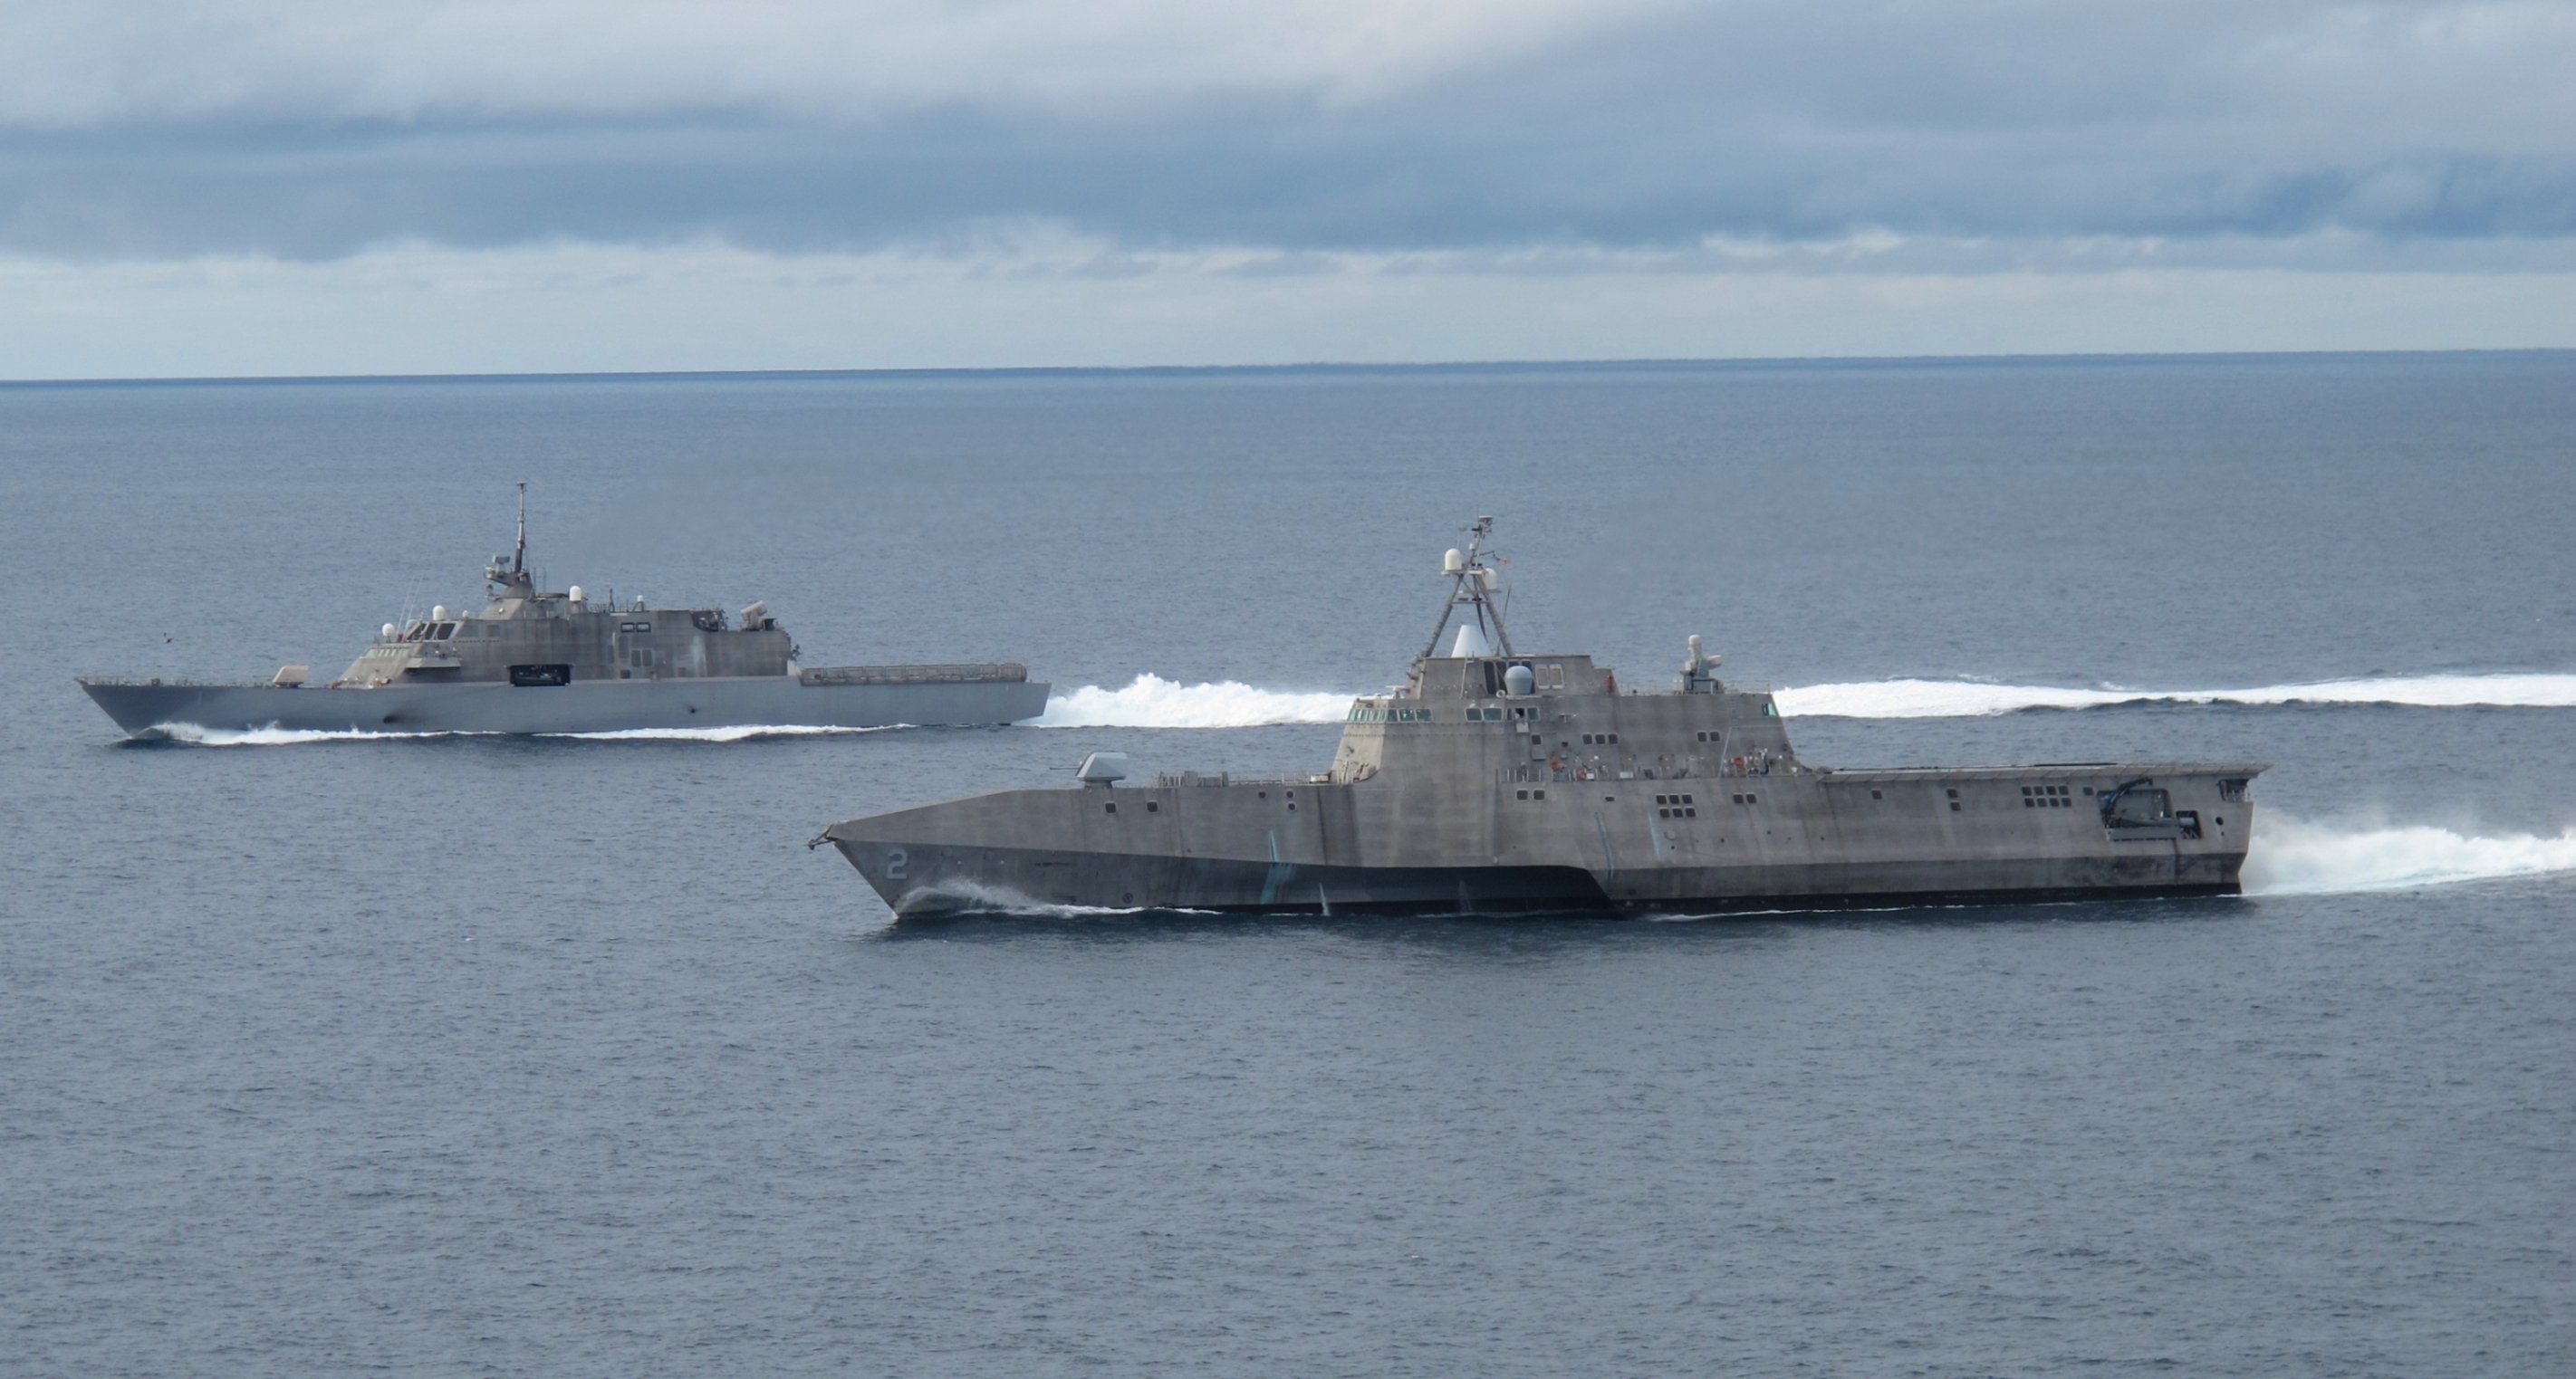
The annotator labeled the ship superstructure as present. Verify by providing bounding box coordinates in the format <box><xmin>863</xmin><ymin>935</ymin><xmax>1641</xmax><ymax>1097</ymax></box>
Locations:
<box><xmin>80</xmin><ymin>485</ymin><xmax>1047</xmax><ymax>738</ymax></box>
<box><xmin>821</xmin><ymin>518</ymin><xmax>2263</xmax><ymax>916</ymax></box>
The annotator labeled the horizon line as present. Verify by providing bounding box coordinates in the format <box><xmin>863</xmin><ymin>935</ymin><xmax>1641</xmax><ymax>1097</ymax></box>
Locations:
<box><xmin>3</xmin><ymin>346</ymin><xmax>2567</xmax><ymax>389</ymax></box>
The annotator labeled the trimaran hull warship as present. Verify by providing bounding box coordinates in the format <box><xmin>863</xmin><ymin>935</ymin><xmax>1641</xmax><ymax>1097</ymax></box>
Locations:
<box><xmin>81</xmin><ymin>486</ymin><xmax>1048</xmax><ymax>739</ymax></box>
<box><xmin>821</xmin><ymin>518</ymin><xmax>2265</xmax><ymax>916</ymax></box>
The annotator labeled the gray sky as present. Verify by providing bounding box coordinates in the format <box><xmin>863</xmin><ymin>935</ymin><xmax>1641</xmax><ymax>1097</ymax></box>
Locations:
<box><xmin>5</xmin><ymin>0</ymin><xmax>2572</xmax><ymax>377</ymax></box>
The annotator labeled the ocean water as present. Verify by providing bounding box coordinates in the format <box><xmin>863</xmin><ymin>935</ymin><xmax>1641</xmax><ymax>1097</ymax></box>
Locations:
<box><xmin>4</xmin><ymin>354</ymin><xmax>2572</xmax><ymax>1375</ymax></box>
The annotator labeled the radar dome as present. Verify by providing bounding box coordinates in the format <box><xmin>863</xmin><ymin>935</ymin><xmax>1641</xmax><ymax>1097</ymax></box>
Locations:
<box><xmin>1443</xmin><ymin>548</ymin><xmax>1464</xmax><ymax>574</ymax></box>
<box><xmin>381</xmin><ymin>623</ymin><xmax>396</xmax><ymax>640</ymax></box>
<box><xmin>568</xmin><ymin>584</ymin><xmax>584</xmax><ymax>604</ymax></box>
<box><xmin>431</xmin><ymin>605</ymin><xmax>447</xmax><ymax>621</ymax></box>
<box><xmin>1504</xmin><ymin>663</ymin><xmax>1536</xmax><ymax>695</ymax></box>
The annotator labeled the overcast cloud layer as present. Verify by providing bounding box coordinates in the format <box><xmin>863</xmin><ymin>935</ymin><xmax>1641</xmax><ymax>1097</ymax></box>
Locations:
<box><xmin>5</xmin><ymin>1</ymin><xmax>2573</xmax><ymax>374</ymax></box>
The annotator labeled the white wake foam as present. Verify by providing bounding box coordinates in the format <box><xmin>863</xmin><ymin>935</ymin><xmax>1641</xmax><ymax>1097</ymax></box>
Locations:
<box><xmin>1777</xmin><ymin>673</ymin><xmax>2576</xmax><ymax>719</ymax></box>
<box><xmin>893</xmin><ymin>877</ymin><xmax>1215</xmax><ymax>919</ymax></box>
<box><xmin>153</xmin><ymin>723</ymin><xmax>470</xmax><ymax>746</ymax></box>
<box><xmin>2245</xmin><ymin>815</ymin><xmax>2576</xmax><ymax>895</ymax></box>
<box><xmin>153</xmin><ymin>722</ymin><xmax>899</xmax><ymax>747</ymax></box>
<box><xmin>1038</xmin><ymin>675</ymin><xmax>1353</xmax><ymax>728</ymax></box>
<box><xmin>544</xmin><ymin>724</ymin><xmax>906</xmax><ymax>742</ymax></box>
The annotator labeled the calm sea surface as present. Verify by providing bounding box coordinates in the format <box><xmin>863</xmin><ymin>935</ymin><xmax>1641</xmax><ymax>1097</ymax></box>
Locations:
<box><xmin>4</xmin><ymin>355</ymin><xmax>2572</xmax><ymax>1375</ymax></box>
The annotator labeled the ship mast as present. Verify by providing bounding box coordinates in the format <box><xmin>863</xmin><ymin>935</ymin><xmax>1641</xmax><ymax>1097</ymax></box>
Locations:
<box><xmin>485</xmin><ymin>481</ymin><xmax>537</xmax><ymax>598</ymax></box>
<box><xmin>1418</xmin><ymin>515</ymin><xmax>1514</xmax><ymax>662</ymax></box>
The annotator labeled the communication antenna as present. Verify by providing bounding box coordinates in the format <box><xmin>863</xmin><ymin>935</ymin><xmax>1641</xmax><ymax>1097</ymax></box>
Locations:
<box><xmin>1419</xmin><ymin>515</ymin><xmax>1514</xmax><ymax>662</ymax></box>
<box><xmin>485</xmin><ymin>481</ymin><xmax>537</xmax><ymax>597</ymax></box>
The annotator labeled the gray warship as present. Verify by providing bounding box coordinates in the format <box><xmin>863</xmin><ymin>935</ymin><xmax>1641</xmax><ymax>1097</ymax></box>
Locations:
<box><xmin>81</xmin><ymin>486</ymin><xmax>1048</xmax><ymax>739</ymax></box>
<box><xmin>819</xmin><ymin>518</ymin><xmax>2264</xmax><ymax>917</ymax></box>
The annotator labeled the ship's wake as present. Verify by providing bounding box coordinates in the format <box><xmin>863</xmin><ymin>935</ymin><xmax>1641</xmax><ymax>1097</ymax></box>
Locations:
<box><xmin>1037</xmin><ymin>675</ymin><xmax>1356</xmax><ymax>728</ymax></box>
<box><xmin>1778</xmin><ymin>672</ymin><xmax>2576</xmax><ymax>719</ymax></box>
<box><xmin>1030</xmin><ymin>671</ymin><xmax>2576</xmax><ymax>730</ymax></box>
<box><xmin>891</xmin><ymin>876</ymin><xmax>1217</xmax><ymax>920</ymax></box>
<box><xmin>132</xmin><ymin>671</ymin><xmax>2576</xmax><ymax>744</ymax></box>
<box><xmin>2245</xmin><ymin>815</ymin><xmax>2576</xmax><ymax>895</ymax></box>
<box><xmin>149</xmin><ymin>723</ymin><xmax>907</xmax><ymax>747</ymax></box>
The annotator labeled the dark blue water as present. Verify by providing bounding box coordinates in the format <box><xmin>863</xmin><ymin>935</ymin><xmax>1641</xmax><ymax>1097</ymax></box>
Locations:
<box><xmin>5</xmin><ymin>356</ymin><xmax>2573</xmax><ymax>1375</ymax></box>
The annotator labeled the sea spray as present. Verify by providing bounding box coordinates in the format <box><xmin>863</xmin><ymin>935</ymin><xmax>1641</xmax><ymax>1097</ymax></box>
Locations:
<box><xmin>1044</xmin><ymin>670</ymin><xmax>2576</xmax><ymax>727</ymax></box>
<box><xmin>1037</xmin><ymin>675</ymin><xmax>1354</xmax><ymax>728</ymax></box>
<box><xmin>150</xmin><ymin>670</ymin><xmax>2576</xmax><ymax>744</ymax></box>
<box><xmin>1777</xmin><ymin>672</ymin><xmax>2576</xmax><ymax>719</ymax></box>
<box><xmin>2245</xmin><ymin>815</ymin><xmax>2576</xmax><ymax>895</ymax></box>
<box><xmin>156</xmin><ymin>723</ymin><xmax>901</xmax><ymax>746</ymax></box>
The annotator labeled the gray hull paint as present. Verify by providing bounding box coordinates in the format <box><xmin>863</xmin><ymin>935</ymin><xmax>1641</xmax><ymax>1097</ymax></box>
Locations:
<box><xmin>820</xmin><ymin>522</ymin><xmax>2266</xmax><ymax>921</ymax></box>
<box><xmin>82</xmin><ymin>675</ymin><xmax>1049</xmax><ymax>738</ymax></box>
<box><xmin>832</xmin><ymin>839</ymin><xmax>2239</xmax><ymax>918</ymax></box>
<box><xmin>824</xmin><ymin>769</ymin><xmax>2256</xmax><ymax>920</ymax></box>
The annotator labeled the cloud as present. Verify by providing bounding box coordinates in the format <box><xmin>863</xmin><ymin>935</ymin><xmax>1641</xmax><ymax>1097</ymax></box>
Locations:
<box><xmin>0</xmin><ymin>1</ymin><xmax>2571</xmax><ymax>263</ymax></box>
<box><xmin>7</xmin><ymin>237</ymin><xmax>2575</xmax><ymax>379</ymax></box>
<box><xmin>0</xmin><ymin>1</ymin><xmax>1687</xmax><ymax>126</ymax></box>
<box><xmin>5</xmin><ymin>3</ymin><xmax>2573</xmax><ymax>373</ymax></box>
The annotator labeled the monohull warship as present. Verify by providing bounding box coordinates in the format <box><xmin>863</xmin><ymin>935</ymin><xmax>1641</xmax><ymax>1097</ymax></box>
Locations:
<box><xmin>81</xmin><ymin>486</ymin><xmax>1048</xmax><ymax>739</ymax></box>
<box><xmin>820</xmin><ymin>518</ymin><xmax>2264</xmax><ymax>916</ymax></box>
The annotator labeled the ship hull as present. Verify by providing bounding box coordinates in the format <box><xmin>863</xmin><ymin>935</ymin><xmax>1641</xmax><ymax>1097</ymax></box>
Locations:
<box><xmin>825</xmin><ymin>829</ymin><xmax>2247</xmax><ymax>920</ymax></box>
<box><xmin>822</xmin><ymin>762</ymin><xmax>2261</xmax><ymax>920</ymax></box>
<box><xmin>80</xmin><ymin>675</ymin><xmax>1050</xmax><ymax>739</ymax></box>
